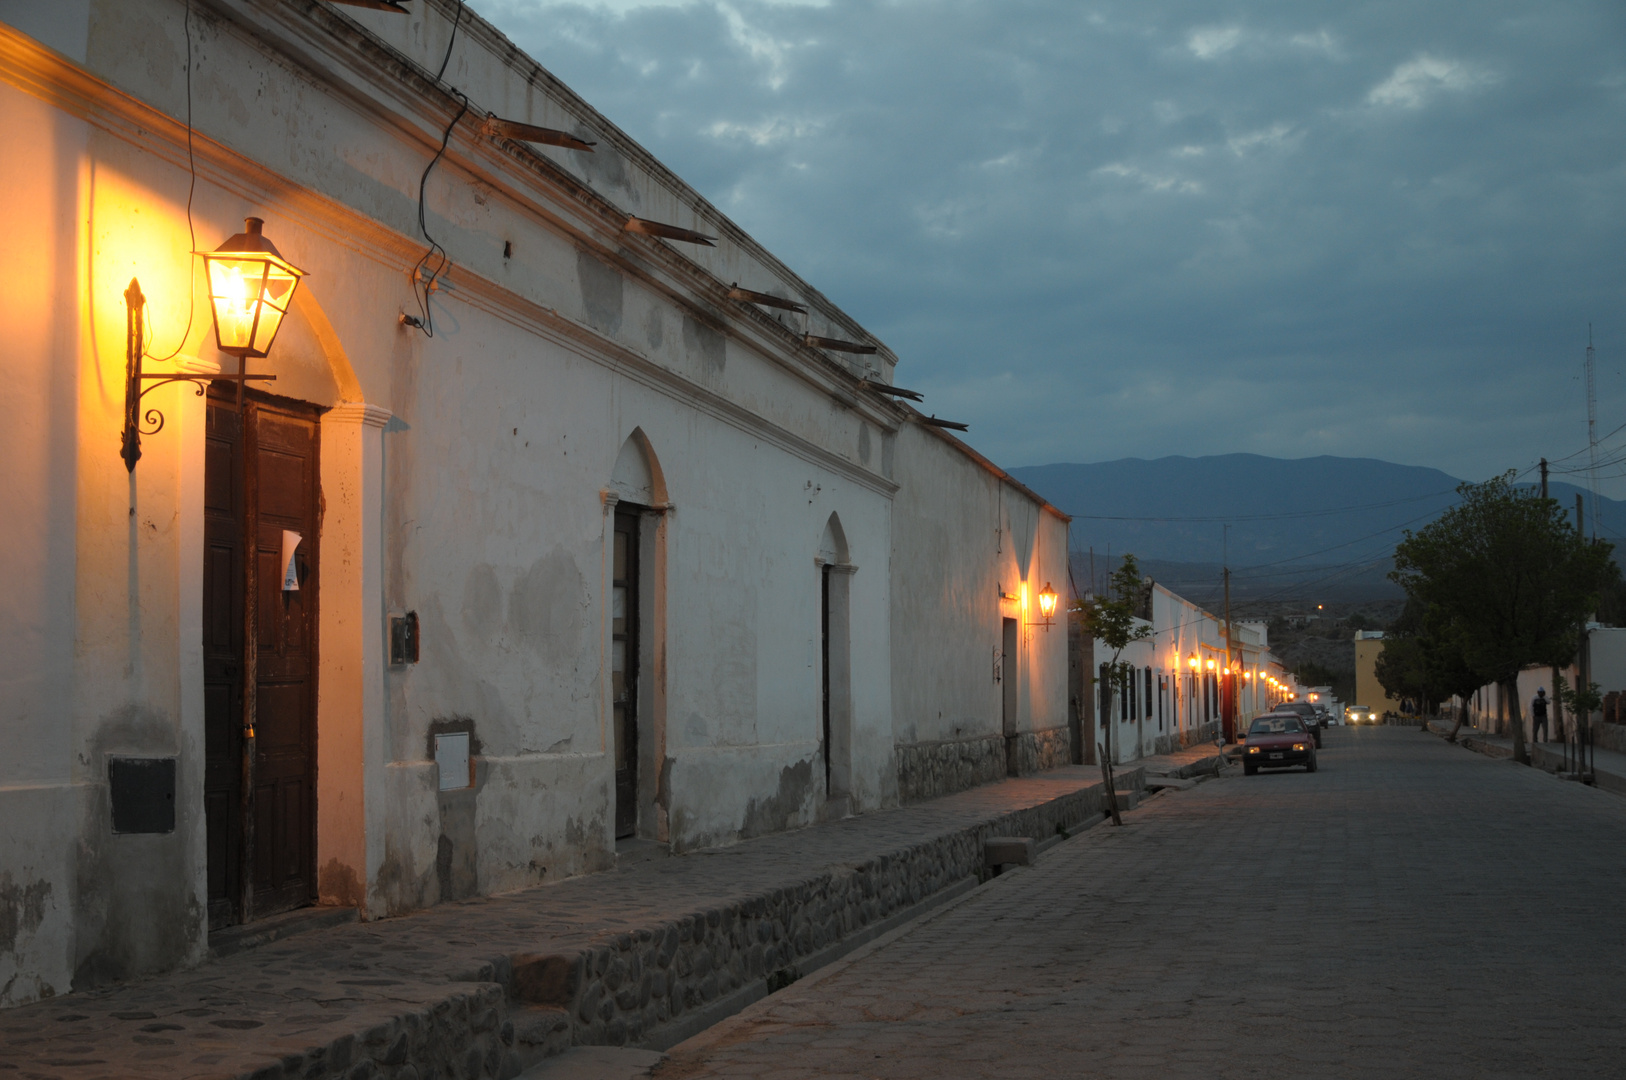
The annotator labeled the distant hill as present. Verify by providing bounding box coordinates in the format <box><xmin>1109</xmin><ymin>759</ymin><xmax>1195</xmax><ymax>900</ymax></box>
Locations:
<box><xmin>1009</xmin><ymin>454</ymin><xmax>1624</xmax><ymax>606</ymax></box>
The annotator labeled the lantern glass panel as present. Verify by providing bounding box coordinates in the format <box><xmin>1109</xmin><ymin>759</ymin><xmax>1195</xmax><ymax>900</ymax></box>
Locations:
<box><xmin>205</xmin><ymin>253</ymin><xmax>301</xmax><ymax>358</ymax></box>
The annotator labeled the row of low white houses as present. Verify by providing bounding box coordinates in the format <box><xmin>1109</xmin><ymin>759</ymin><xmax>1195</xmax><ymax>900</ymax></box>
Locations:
<box><xmin>1455</xmin><ymin>626</ymin><xmax>1626</xmax><ymax>746</ymax></box>
<box><xmin>1087</xmin><ymin>583</ymin><xmax>1298</xmax><ymax>765</ymax></box>
<box><xmin>0</xmin><ymin>0</ymin><xmax>1070</xmax><ymax>1007</ymax></box>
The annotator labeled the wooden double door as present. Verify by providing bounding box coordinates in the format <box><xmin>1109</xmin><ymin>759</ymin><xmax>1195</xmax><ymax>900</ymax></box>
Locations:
<box><xmin>203</xmin><ymin>386</ymin><xmax>321</xmax><ymax>930</ymax></box>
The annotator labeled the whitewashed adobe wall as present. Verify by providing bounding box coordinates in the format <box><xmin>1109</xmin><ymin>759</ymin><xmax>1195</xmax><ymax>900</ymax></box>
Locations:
<box><xmin>889</xmin><ymin>422</ymin><xmax>1071</xmax><ymax>800</ymax></box>
<box><xmin>0</xmin><ymin>0</ymin><xmax>915</xmax><ymax>1006</ymax></box>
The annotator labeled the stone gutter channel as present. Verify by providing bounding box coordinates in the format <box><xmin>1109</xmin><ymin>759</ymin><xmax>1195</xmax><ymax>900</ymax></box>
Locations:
<box><xmin>0</xmin><ymin>763</ymin><xmax>1167</xmax><ymax>1080</ymax></box>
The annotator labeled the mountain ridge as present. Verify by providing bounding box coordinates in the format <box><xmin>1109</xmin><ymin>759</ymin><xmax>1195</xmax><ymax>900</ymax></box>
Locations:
<box><xmin>1007</xmin><ymin>454</ymin><xmax>1624</xmax><ymax>573</ymax></box>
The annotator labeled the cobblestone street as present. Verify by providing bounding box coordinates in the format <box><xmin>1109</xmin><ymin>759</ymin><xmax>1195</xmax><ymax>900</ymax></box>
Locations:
<box><xmin>654</xmin><ymin>726</ymin><xmax>1626</xmax><ymax>1079</ymax></box>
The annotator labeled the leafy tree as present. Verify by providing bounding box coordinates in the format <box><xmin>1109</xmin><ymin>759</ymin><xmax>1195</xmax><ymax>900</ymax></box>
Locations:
<box><xmin>1374</xmin><ymin>632</ymin><xmax>1429</xmax><ymax>712</ymax></box>
<box><xmin>1391</xmin><ymin>474</ymin><xmax>1616</xmax><ymax>763</ymax></box>
<box><xmin>1077</xmin><ymin>554</ymin><xmax>1152</xmax><ymax>761</ymax></box>
<box><xmin>1374</xmin><ymin>599</ymin><xmax>1486</xmax><ymax>737</ymax></box>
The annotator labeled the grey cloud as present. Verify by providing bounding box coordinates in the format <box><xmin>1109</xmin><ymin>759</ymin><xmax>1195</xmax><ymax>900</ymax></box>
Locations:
<box><xmin>474</xmin><ymin>0</ymin><xmax>1626</xmax><ymax>491</ymax></box>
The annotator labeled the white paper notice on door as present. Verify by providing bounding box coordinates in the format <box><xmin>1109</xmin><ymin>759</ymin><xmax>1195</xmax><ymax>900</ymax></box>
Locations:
<box><xmin>281</xmin><ymin>530</ymin><xmax>302</xmax><ymax>591</ymax></box>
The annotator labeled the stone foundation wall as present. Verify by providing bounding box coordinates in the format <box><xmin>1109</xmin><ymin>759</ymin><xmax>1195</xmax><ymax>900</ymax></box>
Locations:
<box><xmin>1031</xmin><ymin>726</ymin><xmax>1073</xmax><ymax>771</ymax></box>
<box><xmin>896</xmin><ymin>735</ymin><xmax>1006</xmax><ymax>802</ymax></box>
<box><xmin>1151</xmin><ymin>722</ymin><xmax>1220</xmax><ymax>757</ymax></box>
<box><xmin>474</xmin><ymin>764</ymin><xmax>1147</xmax><ymax>1059</ymax></box>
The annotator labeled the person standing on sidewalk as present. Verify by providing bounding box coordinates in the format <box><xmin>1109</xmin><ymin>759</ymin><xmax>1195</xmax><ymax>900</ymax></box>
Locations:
<box><xmin>1531</xmin><ymin>688</ymin><xmax>1550</xmax><ymax>743</ymax></box>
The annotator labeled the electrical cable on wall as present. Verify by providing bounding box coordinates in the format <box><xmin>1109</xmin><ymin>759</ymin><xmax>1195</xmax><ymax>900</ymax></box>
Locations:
<box><xmin>406</xmin><ymin>0</ymin><xmax>467</xmax><ymax>338</ymax></box>
<box><xmin>147</xmin><ymin>0</ymin><xmax>199</xmax><ymax>362</ymax></box>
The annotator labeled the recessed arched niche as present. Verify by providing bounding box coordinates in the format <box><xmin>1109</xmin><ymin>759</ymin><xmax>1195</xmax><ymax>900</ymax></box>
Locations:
<box><xmin>608</xmin><ymin>428</ymin><xmax>667</xmax><ymax>506</ymax></box>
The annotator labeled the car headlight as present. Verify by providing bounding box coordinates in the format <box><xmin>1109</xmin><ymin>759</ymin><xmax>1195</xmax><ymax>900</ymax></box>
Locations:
<box><xmin>1293</xmin><ymin>743</ymin><xmax>1306</xmax><ymax>751</ymax></box>
<box><xmin>1247</xmin><ymin>746</ymin><xmax>1260</xmax><ymax>754</ymax></box>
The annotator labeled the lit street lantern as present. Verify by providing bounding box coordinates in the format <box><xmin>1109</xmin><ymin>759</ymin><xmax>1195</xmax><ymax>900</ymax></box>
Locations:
<box><xmin>201</xmin><ymin>217</ymin><xmax>306</xmax><ymax>358</ymax></box>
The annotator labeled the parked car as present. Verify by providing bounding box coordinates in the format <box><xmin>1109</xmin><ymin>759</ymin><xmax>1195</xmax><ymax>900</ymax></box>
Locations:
<box><xmin>1272</xmin><ymin>701</ymin><xmax>1325</xmax><ymax>747</ymax></box>
<box><xmin>1345</xmin><ymin>704</ymin><xmax>1374</xmax><ymax>725</ymax></box>
<box><xmin>1242</xmin><ymin>715</ymin><xmax>1318</xmax><ymax>775</ymax></box>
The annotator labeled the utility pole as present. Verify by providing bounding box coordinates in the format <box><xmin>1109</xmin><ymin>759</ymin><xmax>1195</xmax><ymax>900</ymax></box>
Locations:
<box><xmin>1540</xmin><ymin>457</ymin><xmax>1548</xmax><ymax>500</ymax></box>
<box><xmin>1586</xmin><ymin>326</ymin><xmax>1599</xmax><ymax>540</ymax></box>
<box><xmin>1577</xmin><ymin>492</ymin><xmax>1593</xmax><ymax>776</ymax></box>
<box><xmin>1222</xmin><ymin>564</ymin><xmax>1235</xmax><ymax>743</ymax></box>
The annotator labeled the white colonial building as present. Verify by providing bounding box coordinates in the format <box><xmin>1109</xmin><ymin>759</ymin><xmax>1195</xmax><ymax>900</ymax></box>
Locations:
<box><xmin>0</xmin><ymin>0</ymin><xmax>1071</xmax><ymax>1006</ymax></box>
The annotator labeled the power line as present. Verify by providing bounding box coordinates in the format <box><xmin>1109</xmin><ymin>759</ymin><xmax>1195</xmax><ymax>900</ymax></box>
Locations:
<box><xmin>1067</xmin><ymin>487</ymin><xmax>1460</xmax><ymax>524</ymax></box>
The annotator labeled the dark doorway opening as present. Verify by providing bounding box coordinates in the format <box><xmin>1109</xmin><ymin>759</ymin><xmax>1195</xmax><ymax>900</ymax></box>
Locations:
<box><xmin>204</xmin><ymin>387</ymin><xmax>320</xmax><ymax>930</ymax></box>
<box><xmin>612</xmin><ymin>509</ymin><xmax>641</xmax><ymax>839</ymax></box>
<box><xmin>1002</xmin><ymin>617</ymin><xmax>1019</xmax><ymax>775</ymax></box>
<box><xmin>821</xmin><ymin>565</ymin><xmax>832</xmax><ymax>795</ymax></box>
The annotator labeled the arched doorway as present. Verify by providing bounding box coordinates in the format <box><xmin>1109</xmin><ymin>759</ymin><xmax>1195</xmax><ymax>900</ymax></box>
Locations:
<box><xmin>818</xmin><ymin>514</ymin><xmax>853</xmax><ymax>815</ymax></box>
<box><xmin>606</xmin><ymin>430</ymin><xmax>668</xmax><ymax>842</ymax></box>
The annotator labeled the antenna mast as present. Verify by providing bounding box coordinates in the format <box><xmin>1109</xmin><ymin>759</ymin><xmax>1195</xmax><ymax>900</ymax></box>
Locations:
<box><xmin>1586</xmin><ymin>324</ymin><xmax>1599</xmax><ymax>540</ymax></box>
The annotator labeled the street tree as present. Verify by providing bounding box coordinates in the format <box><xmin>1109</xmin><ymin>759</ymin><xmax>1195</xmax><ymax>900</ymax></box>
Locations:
<box><xmin>1391</xmin><ymin>473</ymin><xmax>1615</xmax><ymax>764</ymax></box>
<box><xmin>1553</xmin><ymin>672</ymin><xmax>1603</xmax><ymax>737</ymax></box>
<box><xmin>1376</xmin><ymin>599</ymin><xmax>1488</xmax><ymax>740</ymax></box>
<box><xmin>1077</xmin><ymin>553</ymin><xmax>1152</xmax><ymax>763</ymax></box>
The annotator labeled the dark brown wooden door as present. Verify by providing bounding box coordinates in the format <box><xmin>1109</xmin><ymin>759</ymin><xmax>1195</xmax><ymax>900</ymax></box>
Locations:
<box><xmin>204</xmin><ymin>387</ymin><xmax>320</xmax><ymax>929</ymax></box>
<box><xmin>821</xmin><ymin>565</ymin><xmax>832</xmax><ymax>796</ymax></box>
<box><xmin>203</xmin><ymin>397</ymin><xmax>245</xmax><ymax>931</ymax></box>
<box><xmin>612</xmin><ymin>511</ymin><xmax>639</xmax><ymax>839</ymax></box>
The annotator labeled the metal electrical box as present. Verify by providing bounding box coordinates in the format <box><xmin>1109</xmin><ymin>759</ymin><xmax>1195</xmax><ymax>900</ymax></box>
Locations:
<box><xmin>390</xmin><ymin>611</ymin><xmax>419</xmax><ymax>665</ymax></box>
<box><xmin>109</xmin><ymin>757</ymin><xmax>176</xmax><ymax>834</ymax></box>
<box><xmin>435</xmin><ymin>732</ymin><xmax>471</xmax><ymax>791</ymax></box>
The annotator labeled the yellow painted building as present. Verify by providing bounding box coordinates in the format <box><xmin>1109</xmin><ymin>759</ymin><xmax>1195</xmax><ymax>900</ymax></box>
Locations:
<box><xmin>1354</xmin><ymin>632</ymin><xmax>1405</xmax><ymax>715</ymax></box>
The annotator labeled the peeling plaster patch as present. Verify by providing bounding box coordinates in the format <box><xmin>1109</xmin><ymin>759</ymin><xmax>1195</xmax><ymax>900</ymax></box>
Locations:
<box><xmin>317</xmin><ymin>858</ymin><xmax>364</xmax><ymax>909</ymax></box>
<box><xmin>643</xmin><ymin>305</ymin><xmax>665</xmax><ymax>351</ymax></box>
<box><xmin>579</xmin><ymin>143</ymin><xmax>636</xmax><ymax>200</ymax></box>
<box><xmin>374</xmin><ymin>837</ymin><xmax>432</xmax><ymax>916</ymax></box>
<box><xmin>436</xmin><ymin>789</ymin><xmax>479</xmax><ymax>902</ymax></box>
<box><xmin>739</xmin><ymin>759</ymin><xmax>815</xmax><ymax>840</ymax></box>
<box><xmin>90</xmin><ymin>3</ymin><xmax>178</xmax><ymax>91</ymax></box>
<box><xmin>508</xmin><ymin>550</ymin><xmax>588</xmax><ymax>667</ymax></box>
<box><xmin>461</xmin><ymin>563</ymin><xmax>505</xmax><ymax>641</ymax></box>
<box><xmin>682</xmin><ymin>315</ymin><xmax>726</xmax><ymax>380</ymax></box>
<box><xmin>577</xmin><ymin>250</ymin><xmax>624</xmax><ymax>334</ymax></box>
<box><xmin>0</xmin><ymin>874</ymin><xmax>52</xmax><ymax>954</ymax></box>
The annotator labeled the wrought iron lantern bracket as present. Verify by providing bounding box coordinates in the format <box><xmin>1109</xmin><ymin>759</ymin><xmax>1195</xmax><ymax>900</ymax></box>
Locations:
<box><xmin>121</xmin><ymin>277</ymin><xmax>275</xmax><ymax>473</ymax></box>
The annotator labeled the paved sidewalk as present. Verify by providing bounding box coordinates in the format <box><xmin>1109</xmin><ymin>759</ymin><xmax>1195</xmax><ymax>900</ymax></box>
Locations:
<box><xmin>1427</xmin><ymin>719</ymin><xmax>1626</xmax><ymax>794</ymax></box>
<box><xmin>0</xmin><ymin>764</ymin><xmax>1141</xmax><ymax>1080</ymax></box>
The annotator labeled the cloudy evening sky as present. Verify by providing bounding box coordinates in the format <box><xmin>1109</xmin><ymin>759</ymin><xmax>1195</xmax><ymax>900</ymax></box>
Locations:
<box><xmin>471</xmin><ymin>0</ymin><xmax>1626</xmax><ymax>491</ymax></box>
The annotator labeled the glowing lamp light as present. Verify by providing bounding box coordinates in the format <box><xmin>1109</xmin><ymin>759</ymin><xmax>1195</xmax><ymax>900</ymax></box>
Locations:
<box><xmin>1037</xmin><ymin>582</ymin><xmax>1058</xmax><ymax>621</ymax></box>
<box><xmin>1206</xmin><ymin>659</ymin><xmax>1216</xmax><ymax>670</ymax></box>
<box><xmin>201</xmin><ymin>217</ymin><xmax>307</xmax><ymax>358</ymax></box>
<box><xmin>1188</xmin><ymin>655</ymin><xmax>1199</xmax><ymax>670</ymax></box>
